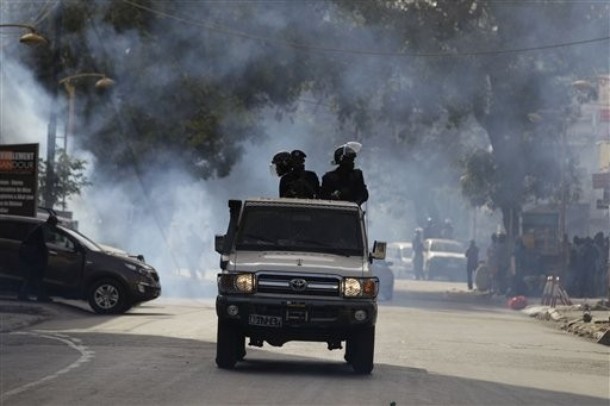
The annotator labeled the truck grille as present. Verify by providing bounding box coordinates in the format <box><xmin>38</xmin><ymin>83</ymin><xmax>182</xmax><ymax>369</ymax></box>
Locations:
<box><xmin>257</xmin><ymin>273</ymin><xmax>341</xmax><ymax>297</ymax></box>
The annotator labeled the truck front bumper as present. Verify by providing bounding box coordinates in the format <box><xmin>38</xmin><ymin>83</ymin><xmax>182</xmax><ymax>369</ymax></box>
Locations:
<box><xmin>216</xmin><ymin>295</ymin><xmax>377</xmax><ymax>344</ymax></box>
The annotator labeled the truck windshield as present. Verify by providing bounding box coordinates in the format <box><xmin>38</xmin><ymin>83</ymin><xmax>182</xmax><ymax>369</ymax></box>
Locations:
<box><xmin>235</xmin><ymin>205</ymin><xmax>363</xmax><ymax>256</ymax></box>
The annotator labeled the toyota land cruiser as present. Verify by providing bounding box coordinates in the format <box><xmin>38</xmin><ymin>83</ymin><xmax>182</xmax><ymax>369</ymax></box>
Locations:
<box><xmin>214</xmin><ymin>198</ymin><xmax>386</xmax><ymax>374</ymax></box>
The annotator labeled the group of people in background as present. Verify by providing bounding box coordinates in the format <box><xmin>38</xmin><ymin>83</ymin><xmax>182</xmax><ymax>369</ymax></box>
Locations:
<box><xmin>566</xmin><ymin>232</ymin><xmax>609</xmax><ymax>298</ymax></box>
<box><xmin>470</xmin><ymin>231</ymin><xmax>609</xmax><ymax>299</ymax></box>
<box><xmin>270</xmin><ymin>142</ymin><xmax>369</xmax><ymax>206</ymax></box>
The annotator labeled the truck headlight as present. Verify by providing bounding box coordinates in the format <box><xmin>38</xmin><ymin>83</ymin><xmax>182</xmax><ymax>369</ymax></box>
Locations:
<box><xmin>343</xmin><ymin>278</ymin><xmax>362</xmax><ymax>297</ymax></box>
<box><xmin>235</xmin><ymin>273</ymin><xmax>255</xmax><ymax>293</ymax></box>
<box><xmin>342</xmin><ymin>277</ymin><xmax>378</xmax><ymax>298</ymax></box>
<box><xmin>217</xmin><ymin>273</ymin><xmax>256</xmax><ymax>294</ymax></box>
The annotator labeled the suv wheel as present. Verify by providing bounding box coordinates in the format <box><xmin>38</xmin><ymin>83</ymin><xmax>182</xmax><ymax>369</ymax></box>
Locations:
<box><xmin>348</xmin><ymin>327</ymin><xmax>375</xmax><ymax>374</ymax></box>
<box><xmin>88</xmin><ymin>279</ymin><xmax>130</xmax><ymax>314</ymax></box>
<box><xmin>216</xmin><ymin>320</ymin><xmax>241</xmax><ymax>369</ymax></box>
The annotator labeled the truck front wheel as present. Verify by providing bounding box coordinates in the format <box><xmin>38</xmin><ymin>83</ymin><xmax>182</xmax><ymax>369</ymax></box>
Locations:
<box><xmin>216</xmin><ymin>319</ymin><xmax>240</xmax><ymax>369</ymax></box>
<box><xmin>348</xmin><ymin>326</ymin><xmax>375</xmax><ymax>374</ymax></box>
<box><xmin>236</xmin><ymin>331</ymin><xmax>246</xmax><ymax>361</ymax></box>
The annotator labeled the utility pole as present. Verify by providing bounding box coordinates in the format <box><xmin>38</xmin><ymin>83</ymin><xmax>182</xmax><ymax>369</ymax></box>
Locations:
<box><xmin>43</xmin><ymin>1</ymin><xmax>63</xmax><ymax>209</ymax></box>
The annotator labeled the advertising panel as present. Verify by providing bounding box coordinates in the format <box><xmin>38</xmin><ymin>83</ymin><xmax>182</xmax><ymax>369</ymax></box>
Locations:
<box><xmin>0</xmin><ymin>143</ymin><xmax>38</xmax><ymax>216</ymax></box>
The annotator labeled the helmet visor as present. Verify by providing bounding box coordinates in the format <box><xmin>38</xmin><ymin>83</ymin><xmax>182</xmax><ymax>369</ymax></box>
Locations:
<box><xmin>344</xmin><ymin>141</ymin><xmax>362</xmax><ymax>155</ymax></box>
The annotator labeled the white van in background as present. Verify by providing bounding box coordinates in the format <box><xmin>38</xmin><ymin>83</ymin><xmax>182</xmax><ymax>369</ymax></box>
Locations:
<box><xmin>386</xmin><ymin>241</ymin><xmax>413</xmax><ymax>279</ymax></box>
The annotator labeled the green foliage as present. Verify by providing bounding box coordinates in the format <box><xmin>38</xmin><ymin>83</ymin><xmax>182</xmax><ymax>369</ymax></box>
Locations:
<box><xmin>38</xmin><ymin>150</ymin><xmax>91</xmax><ymax>210</ymax></box>
<box><xmin>9</xmin><ymin>0</ymin><xmax>607</xmax><ymax>230</ymax></box>
<box><xmin>460</xmin><ymin>148</ymin><xmax>496</xmax><ymax>208</ymax></box>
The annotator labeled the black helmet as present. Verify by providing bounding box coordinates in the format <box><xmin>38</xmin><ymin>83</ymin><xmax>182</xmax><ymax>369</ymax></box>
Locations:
<box><xmin>291</xmin><ymin>149</ymin><xmax>307</xmax><ymax>164</ymax></box>
<box><xmin>271</xmin><ymin>151</ymin><xmax>292</xmax><ymax>176</ymax></box>
<box><xmin>332</xmin><ymin>146</ymin><xmax>356</xmax><ymax>165</ymax></box>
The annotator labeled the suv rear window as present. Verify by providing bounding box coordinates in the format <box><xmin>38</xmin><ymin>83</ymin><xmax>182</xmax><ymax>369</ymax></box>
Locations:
<box><xmin>235</xmin><ymin>206</ymin><xmax>363</xmax><ymax>256</ymax></box>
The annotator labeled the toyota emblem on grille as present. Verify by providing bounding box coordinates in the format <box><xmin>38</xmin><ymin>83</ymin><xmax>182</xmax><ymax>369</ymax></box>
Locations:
<box><xmin>290</xmin><ymin>278</ymin><xmax>307</xmax><ymax>291</ymax></box>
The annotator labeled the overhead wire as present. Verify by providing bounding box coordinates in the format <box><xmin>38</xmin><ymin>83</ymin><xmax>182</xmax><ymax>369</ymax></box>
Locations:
<box><xmin>121</xmin><ymin>0</ymin><xmax>610</xmax><ymax>58</ymax></box>
<box><xmin>32</xmin><ymin>0</ymin><xmax>58</xmax><ymax>26</ymax></box>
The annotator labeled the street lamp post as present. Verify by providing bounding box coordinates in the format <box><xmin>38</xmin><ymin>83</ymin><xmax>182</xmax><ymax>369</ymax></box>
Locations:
<box><xmin>58</xmin><ymin>73</ymin><xmax>115</xmax><ymax>151</ymax></box>
<box><xmin>43</xmin><ymin>1</ymin><xmax>64</xmax><ymax>210</ymax></box>
<box><xmin>0</xmin><ymin>23</ymin><xmax>48</xmax><ymax>145</ymax></box>
<box><xmin>0</xmin><ymin>24</ymin><xmax>48</xmax><ymax>45</ymax></box>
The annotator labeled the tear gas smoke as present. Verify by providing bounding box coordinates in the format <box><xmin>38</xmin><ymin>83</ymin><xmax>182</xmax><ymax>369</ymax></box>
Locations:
<box><xmin>5</xmin><ymin>1</ymin><xmax>603</xmax><ymax>298</ymax></box>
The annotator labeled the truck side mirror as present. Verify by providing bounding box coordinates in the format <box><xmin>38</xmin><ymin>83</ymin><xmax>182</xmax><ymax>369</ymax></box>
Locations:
<box><xmin>214</xmin><ymin>234</ymin><xmax>225</xmax><ymax>254</ymax></box>
<box><xmin>370</xmin><ymin>240</ymin><xmax>387</xmax><ymax>260</ymax></box>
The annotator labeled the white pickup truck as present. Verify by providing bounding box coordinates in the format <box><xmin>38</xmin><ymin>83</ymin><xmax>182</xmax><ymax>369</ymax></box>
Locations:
<box><xmin>214</xmin><ymin>198</ymin><xmax>386</xmax><ymax>374</ymax></box>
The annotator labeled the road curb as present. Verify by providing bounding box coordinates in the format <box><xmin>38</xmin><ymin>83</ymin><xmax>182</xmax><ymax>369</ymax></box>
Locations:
<box><xmin>0</xmin><ymin>300</ymin><xmax>56</xmax><ymax>333</ymax></box>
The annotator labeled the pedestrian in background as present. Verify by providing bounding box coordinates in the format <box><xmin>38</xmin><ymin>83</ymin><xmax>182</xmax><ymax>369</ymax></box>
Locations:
<box><xmin>567</xmin><ymin>236</ymin><xmax>582</xmax><ymax>296</ymax></box>
<box><xmin>412</xmin><ymin>229</ymin><xmax>425</xmax><ymax>280</ymax></box>
<box><xmin>486</xmin><ymin>233</ymin><xmax>499</xmax><ymax>292</ymax></box>
<box><xmin>593</xmin><ymin>232</ymin><xmax>608</xmax><ymax>297</ymax></box>
<box><xmin>509</xmin><ymin>237</ymin><xmax>528</xmax><ymax>296</ymax></box>
<box><xmin>495</xmin><ymin>233</ymin><xmax>511</xmax><ymax>295</ymax></box>
<box><xmin>465</xmin><ymin>240</ymin><xmax>479</xmax><ymax>290</ymax></box>
<box><xmin>581</xmin><ymin>237</ymin><xmax>599</xmax><ymax>298</ymax></box>
<box><xmin>18</xmin><ymin>215</ymin><xmax>58</xmax><ymax>302</ymax></box>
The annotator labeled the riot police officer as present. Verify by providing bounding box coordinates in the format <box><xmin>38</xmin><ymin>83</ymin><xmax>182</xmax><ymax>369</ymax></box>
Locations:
<box><xmin>279</xmin><ymin>150</ymin><xmax>320</xmax><ymax>199</ymax></box>
<box><xmin>319</xmin><ymin>143</ymin><xmax>368</xmax><ymax>205</ymax></box>
<box><xmin>271</xmin><ymin>151</ymin><xmax>293</xmax><ymax>197</ymax></box>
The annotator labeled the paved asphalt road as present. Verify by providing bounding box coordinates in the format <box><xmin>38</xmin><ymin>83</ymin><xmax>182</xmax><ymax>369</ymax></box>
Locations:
<box><xmin>1</xmin><ymin>280</ymin><xmax>608</xmax><ymax>406</ymax></box>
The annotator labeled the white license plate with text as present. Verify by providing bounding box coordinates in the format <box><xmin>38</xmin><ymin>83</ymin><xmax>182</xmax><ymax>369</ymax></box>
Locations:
<box><xmin>249</xmin><ymin>314</ymin><xmax>282</xmax><ymax>327</ymax></box>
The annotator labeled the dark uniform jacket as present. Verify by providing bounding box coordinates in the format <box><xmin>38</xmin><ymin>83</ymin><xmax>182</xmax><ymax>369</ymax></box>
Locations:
<box><xmin>280</xmin><ymin>169</ymin><xmax>320</xmax><ymax>199</ymax></box>
<box><xmin>319</xmin><ymin>167</ymin><xmax>368</xmax><ymax>205</ymax></box>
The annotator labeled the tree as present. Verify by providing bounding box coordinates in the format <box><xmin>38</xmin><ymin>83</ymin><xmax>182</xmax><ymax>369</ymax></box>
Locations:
<box><xmin>5</xmin><ymin>0</ymin><xmax>609</xmax><ymax>234</ymax></box>
<box><xmin>328</xmin><ymin>0</ymin><xmax>609</xmax><ymax>237</ymax></box>
<box><xmin>38</xmin><ymin>150</ymin><xmax>91</xmax><ymax>210</ymax></box>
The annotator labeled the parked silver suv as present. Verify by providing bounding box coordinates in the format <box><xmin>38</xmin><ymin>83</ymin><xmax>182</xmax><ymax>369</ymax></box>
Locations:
<box><xmin>0</xmin><ymin>214</ymin><xmax>161</xmax><ymax>313</ymax></box>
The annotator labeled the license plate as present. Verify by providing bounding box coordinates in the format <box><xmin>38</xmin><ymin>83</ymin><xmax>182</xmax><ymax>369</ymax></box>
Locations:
<box><xmin>249</xmin><ymin>314</ymin><xmax>282</xmax><ymax>327</ymax></box>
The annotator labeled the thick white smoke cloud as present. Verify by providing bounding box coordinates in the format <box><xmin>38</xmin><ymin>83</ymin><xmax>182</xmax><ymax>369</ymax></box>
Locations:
<box><xmin>0</xmin><ymin>58</ymin><xmax>50</xmax><ymax>147</ymax></box>
<box><xmin>0</xmin><ymin>2</ymin><xmax>508</xmax><ymax>298</ymax></box>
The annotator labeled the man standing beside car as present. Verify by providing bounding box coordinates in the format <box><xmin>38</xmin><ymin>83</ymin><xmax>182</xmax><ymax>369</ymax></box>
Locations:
<box><xmin>18</xmin><ymin>215</ymin><xmax>58</xmax><ymax>302</ymax></box>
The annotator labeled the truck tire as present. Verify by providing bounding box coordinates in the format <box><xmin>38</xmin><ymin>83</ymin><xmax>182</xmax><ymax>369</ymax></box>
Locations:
<box><xmin>344</xmin><ymin>339</ymin><xmax>353</xmax><ymax>364</ymax></box>
<box><xmin>216</xmin><ymin>320</ymin><xmax>240</xmax><ymax>369</ymax></box>
<box><xmin>348</xmin><ymin>326</ymin><xmax>375</xmax><ymax>374</ymax></box>
<box><xmin>236</xmin><ymin>331</ymin><xmax>246</xmax><ymax>361</ymax></box>
<box><xmin>88</xmin><ymin>278</ymin><xmax>130</xmax><ymax>314</ymax></box>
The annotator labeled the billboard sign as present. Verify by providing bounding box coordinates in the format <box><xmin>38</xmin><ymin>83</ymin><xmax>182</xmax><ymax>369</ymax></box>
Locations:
<box><xmin>0</xmin><ymin>143</ymin><xmax>38</xmax><ymax>217</ymax></box>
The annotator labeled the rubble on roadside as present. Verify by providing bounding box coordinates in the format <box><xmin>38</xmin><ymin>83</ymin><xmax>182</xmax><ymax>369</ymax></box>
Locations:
<box><xmin>523</xmin><ymin>301</ymin><xmax>610</xmax><ymax>346</ymax></box>
<box><xmin>439</xmin><ymin>286</ymin><xmax>610</xmax><ymax>346</ymax></box>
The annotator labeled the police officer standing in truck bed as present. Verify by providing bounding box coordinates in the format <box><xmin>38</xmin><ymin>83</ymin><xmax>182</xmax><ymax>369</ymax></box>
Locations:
<box><xmin>320</xmin><ymin>142</ymin><xmax>368</xmax><ymax>206</ymax></box>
